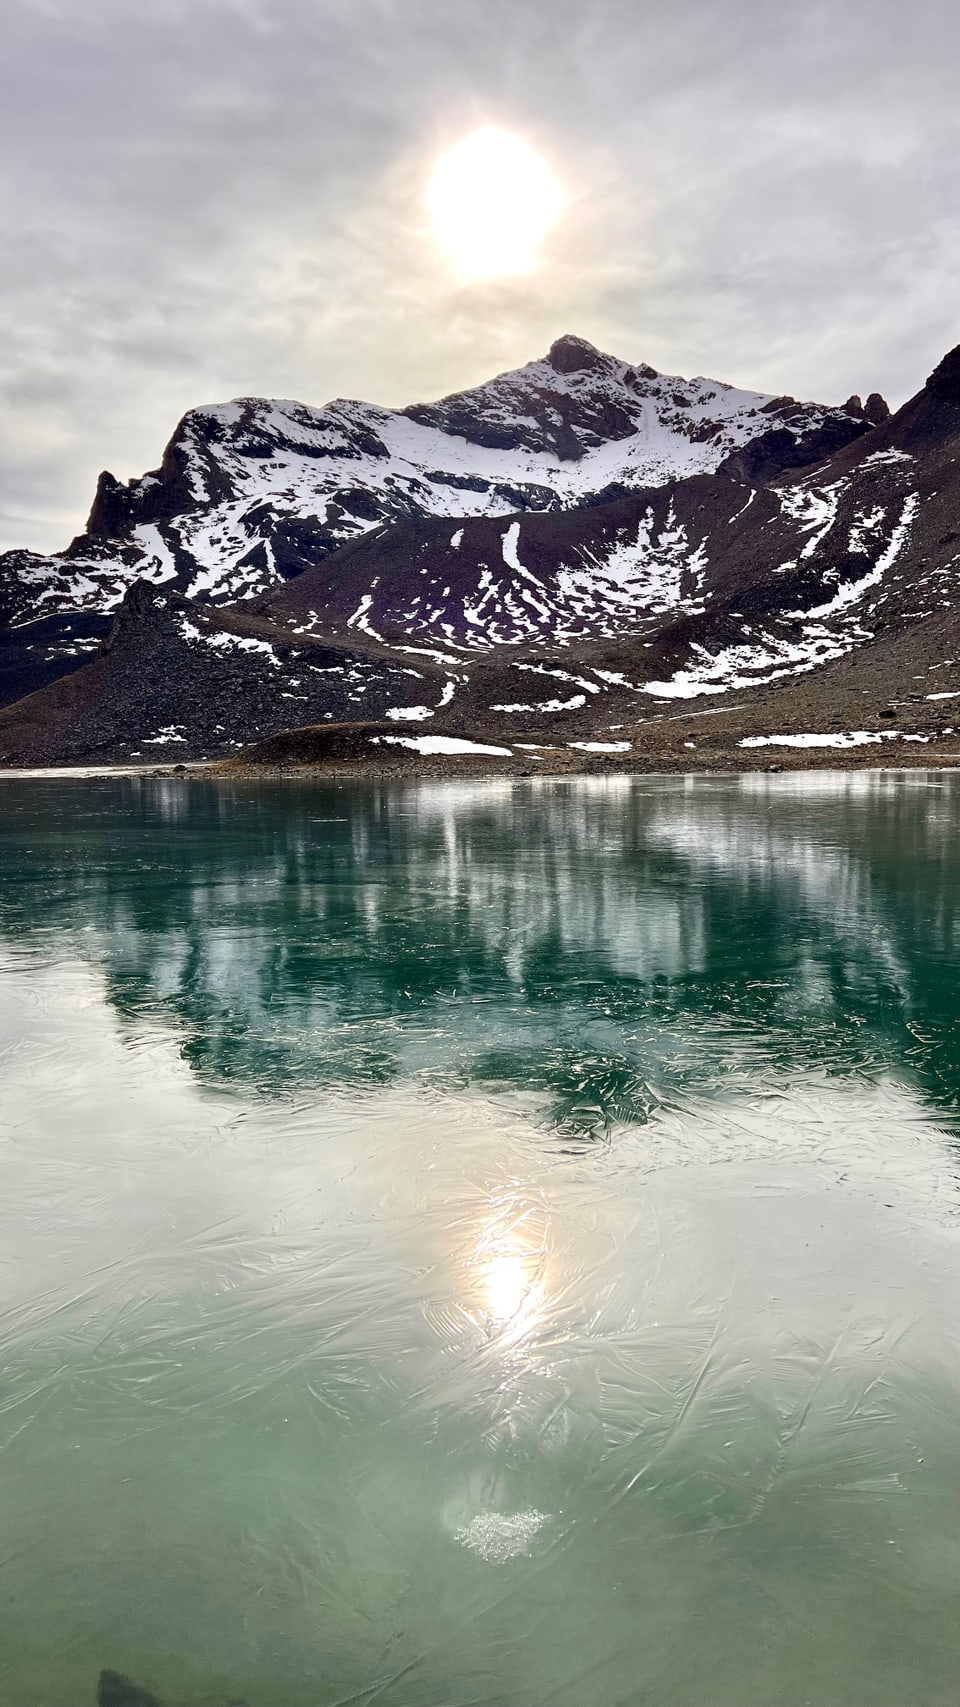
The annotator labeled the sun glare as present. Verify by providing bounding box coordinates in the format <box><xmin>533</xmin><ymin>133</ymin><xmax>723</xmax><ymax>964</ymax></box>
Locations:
<box><xmin>426</xmin><ymin>126</ymin><xmax>564</xmax><ymax>283</ymax></box>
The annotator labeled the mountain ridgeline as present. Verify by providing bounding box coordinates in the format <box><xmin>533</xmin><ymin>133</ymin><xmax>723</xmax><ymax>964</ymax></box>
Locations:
<box><xmin>3</xmin><ymin>331</ymin><xmax>960</xmax><ymax>771</ymax></box>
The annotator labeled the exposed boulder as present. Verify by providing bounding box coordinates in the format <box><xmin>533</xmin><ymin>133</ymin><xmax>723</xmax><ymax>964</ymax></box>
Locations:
<box><xmin>864</xmin><ymin>392</ymin><xmax>891</xmax><ymax>424</ymax></box>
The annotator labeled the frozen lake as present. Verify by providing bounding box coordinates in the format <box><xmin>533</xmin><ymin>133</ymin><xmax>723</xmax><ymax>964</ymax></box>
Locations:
<box><xmin>1</xmin><ymin>773</ymin><xmax>959</xmax><ymax>1706</ymax></box>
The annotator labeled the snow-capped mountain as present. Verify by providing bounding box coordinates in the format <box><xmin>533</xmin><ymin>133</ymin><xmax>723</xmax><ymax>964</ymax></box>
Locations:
<box><xmin>0</xmin><ymin>334</ymin><xmax>869</xmax><ymax>632</ymax></box>
<box><xmin>12</xmin><ymin>331</ymin><xmax>960</xmax><ymax>775</ymax></box>
<box><xmin>257</xmin><ymin>413</ymin><xmax>924</xmax><ymax>687</ymax></box>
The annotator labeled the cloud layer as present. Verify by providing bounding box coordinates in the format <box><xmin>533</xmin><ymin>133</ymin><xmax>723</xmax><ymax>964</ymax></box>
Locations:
<box><xmin>3</xmin><ymin>0</ymin><xmax>959</xmax><ymax>550</ymax></box>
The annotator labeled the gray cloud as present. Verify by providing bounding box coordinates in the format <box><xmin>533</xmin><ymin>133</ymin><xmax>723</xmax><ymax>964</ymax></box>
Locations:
<box><xmin>2</xmin><ymin>0</ymin><xmax>959</xmax><ymax>550</ymax></box>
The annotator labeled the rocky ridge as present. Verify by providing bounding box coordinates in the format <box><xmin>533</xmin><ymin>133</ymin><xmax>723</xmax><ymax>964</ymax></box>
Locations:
<box><xmin>0</xmin><ymin>333</ymin><xmax>870</xmax><ymax>705</ymax></box>
<box><xmin>6</xmin><ymin>332</ymin><xmax>960</xmax><ymax>772</ymax></box>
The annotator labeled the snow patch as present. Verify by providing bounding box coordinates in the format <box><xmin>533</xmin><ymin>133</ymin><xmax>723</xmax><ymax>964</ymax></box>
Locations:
<box><xmin>798</xmin><ymin>493</ymin><xmax>919</xmax><ymax>620</ymax></box>
<box><xmin>738</xmin><ymin>730</ymin><xmax>930</xmax><ymax>750</ymax></box>
<box><xmin>375</xmin><ymin>735</ymin><xmax>512</xmax><ymax>756</ymax></box>
<box><xmin>568</xmin><ymin>740</ymin><xmax>632</xmax><ymax>752</ymax></box>
<box><xmin>143</xmin><ymin>725</ymin><xmax>188</xmax><ymax>745</ymax></box>
<box><xmin>490</xmin><ymin>695</ymin><xmax>588</xmax><ymax>713</ymax></box>
<box><xmin>862</xmin><ymin>449</ymin><xmax>914</xmax><ymax>467</ymax></box>
<box><xmin>179</xmin><ymin>619</ymin><xmax>280</xmax><ymax>661</ymax></box>
<box><xmin>501</xmin><ymin>521</ymin><xmax>523</xmax><ymax>570</ymax></box>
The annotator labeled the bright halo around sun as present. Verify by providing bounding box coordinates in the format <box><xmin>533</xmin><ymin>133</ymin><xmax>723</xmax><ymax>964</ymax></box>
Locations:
<box><xmin>426</xmin><ymin>126</ymin><xmax>564</xmax><ymax>283</ymax></box>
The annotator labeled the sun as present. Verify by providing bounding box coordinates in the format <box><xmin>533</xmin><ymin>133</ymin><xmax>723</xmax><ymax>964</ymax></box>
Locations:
<box><xmin>426</xmin><ymin>126</ymin><xmax>564</xmax><ymax>283</ymax></box>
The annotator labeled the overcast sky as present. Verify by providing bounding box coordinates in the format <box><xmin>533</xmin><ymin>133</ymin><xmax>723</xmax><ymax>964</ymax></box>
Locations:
<box><xmin>3</xmin><ymin>0</ymin><xmax>959</xmax><ymax>552</ymax></box>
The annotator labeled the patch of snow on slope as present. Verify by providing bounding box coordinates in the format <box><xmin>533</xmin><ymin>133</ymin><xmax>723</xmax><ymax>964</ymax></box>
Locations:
<box><xmin>740</xmin><ymin>731</ymin><xmax>929</xmax><ymax>749</ymax></box>
<box><xmin>862</xmin><ymin>449</ymin><xmax>914</xmax><ymax>468</ymax></box>
<box><xmin>386</xmin><ymin>705</ymin><xmax>433</xmax><ymax>722</ymax></box>
<box><xmin>143</xmin><ymin>725</ymin><xmax>189</xmax><ymax>744</ymax></box>
<box><xmin>375</xmin><ymin>735</ymin><xmax>511</xmax><ymax>756</ymax></box>
<box><xmin>502</xmin><ymin>521</ymin><xmax>523</xmax><ymax>570</ymax></box>
<box><xmin>798</xmin><ymin>493</ymin><xmax>919</xmax><ymax>619</ymax></box>
<box><xmin>179</xmin><ymin>619</ymin><xmax>280</xmax><ymax>660</ymax></box>
<box><xmin>847</xmin><ymin>505</ymin><xmax>886</xmax><ymax>554</ymax></box>
<box><xmin>641</xmin><ymin>629</ymin><xmax>848</xmax><ymax>700</ymax></box>
<box><xmin>491</xmin><ymin>695</ymin><xmax>588</xmax><ymax>713</ymax></box>
<box><xmin>557</xmin><ymin>505</ymin><xmax>706</xmax><ymax>620</ymax></box>
<box><xmin>778</xmin><ymin>479</ymin><xmax>849</xmax><ymax>560</ymax></box>
<box><xmin>515</xmin><ymin>663</ymin><xmax>600</xmax><ymax>693</ymax></box>
<box><xmin>593</xmin><ymin>668</ymin><xmax>641</xmax><ymax>689</ymax></box>
<box><xmin>131</xmin><ymin>525</ymin><xmax>178</xmax><ymax>585</ymax></box>
<box><xmin>569</xmin><ymin>740</ymin><xmax>632</xmax><ymax>752</ymax></box>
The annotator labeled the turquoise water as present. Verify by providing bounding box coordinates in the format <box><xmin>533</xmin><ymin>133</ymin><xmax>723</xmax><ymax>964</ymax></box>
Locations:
<box><xmin>1</xmin><ymin>772</ymin><xmax>960</xmax><ymax>1706</ymax></box>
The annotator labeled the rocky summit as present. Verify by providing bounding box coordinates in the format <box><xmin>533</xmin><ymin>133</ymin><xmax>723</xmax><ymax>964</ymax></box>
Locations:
<box><xmin>3</xmin><ymin>332</ymin><xmax>960</xmax><ymax>772</ymax></box>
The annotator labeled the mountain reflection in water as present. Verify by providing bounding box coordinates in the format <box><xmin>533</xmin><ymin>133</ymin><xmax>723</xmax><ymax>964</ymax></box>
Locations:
<box><xmin>0</xmin><ymin>773</ymin><xmax>959</xmax><ymax>1707</ymax></box>
<box><xmin>2</xmin><ymin>771</ymin><xmax>960</xmax><ymax>1125</ymax></box>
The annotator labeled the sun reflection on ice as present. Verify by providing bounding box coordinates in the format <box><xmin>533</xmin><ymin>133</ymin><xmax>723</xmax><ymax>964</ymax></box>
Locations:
<box><xmin>483</xmin><ymin>1250</ymin><xmax>536</xmax><ymax>1323</ymax></box>
<box><xmin>472</xmin><ymin>1204</ymin><xmax>549</xmax><ymax>1342</ymax></box>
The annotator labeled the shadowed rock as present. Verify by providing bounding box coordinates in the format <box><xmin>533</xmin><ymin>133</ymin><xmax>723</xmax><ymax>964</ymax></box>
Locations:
<box><xmin>98</xmin><ymin>1674</ymin><xmax>161</xmax><ymax>1707</ymax></box>
<box><xmin>97</xmin><ymin>1670</ymin><xmax>250</xmax><ymax>1707</ymax></box>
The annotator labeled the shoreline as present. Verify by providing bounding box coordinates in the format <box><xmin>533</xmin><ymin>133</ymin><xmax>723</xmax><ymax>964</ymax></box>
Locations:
<box><xmin>3</xmin><ymin>756</ymin><xmax>960</xmax><ymax>783</ymax></box>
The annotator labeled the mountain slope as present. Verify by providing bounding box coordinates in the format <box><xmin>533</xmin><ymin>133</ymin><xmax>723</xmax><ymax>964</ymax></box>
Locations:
<box><xmin>255</xmin><ymin>392</ymin><xmax>936</xmax><ymax>707</ymax></box>
<box><xmin>0</xmin><ymin>334</ymin><xmax>871</xmax><ymax>705</ymax></box>
<box><xmin>10</xmin><ymin>335</ymin><xmax>960</xmax><ymax>771</ymax></box>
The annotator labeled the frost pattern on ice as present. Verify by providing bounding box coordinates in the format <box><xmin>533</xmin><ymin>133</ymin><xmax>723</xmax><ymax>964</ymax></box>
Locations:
<box><xmin>455</xmin><ymin>1510</ymin><xmax>550</xmax><ymax>1563</ymax></box>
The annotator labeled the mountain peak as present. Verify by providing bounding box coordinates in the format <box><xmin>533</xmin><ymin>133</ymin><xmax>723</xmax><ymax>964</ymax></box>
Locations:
<box><xmin>546</xmin><ymin>335</ymin><xmax>606</xmax><ymax>375</ymax></box>
<box><xmin>925</xmin><ymin>344</ymin><xmax>960</xmax><ymax>405</ymax></box>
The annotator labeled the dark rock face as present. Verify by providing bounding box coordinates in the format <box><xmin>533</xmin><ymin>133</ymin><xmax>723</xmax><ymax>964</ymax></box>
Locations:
<box><xmin>0</xmin><ymin>578</ymin><xmax>437</xmax><ymax>766</ymax></box>
<box><xmin>98</xmin><ymin>1673</ymin><xmax>161</xmax><ymax>1707</ymax></box>
<box><xmin>97</xmin><ymin>1671</ymin><xmax>250</xmax><ymax>1707</ymax></box>
<box><xmin>85</xmin><ymin>471</ymin><xmax>140</xmax><ymax>540</ymax></box>
<box><xmin>717</xmin><ymin>412</ymin><xmax>872</xmax><ymax>482</ymax></box>
<box><xmin>925</xmin><ymin>344</ymin><xmax>960</xmax><ymax>404</ymax></box>
<box><xmin>841</xmin><ymin>392</ymin><xmax>888</xmax><ymax>425</ymax></box>
<box><xmin>546</xmin><ymin>333</ymin><xmax>607</xmax><ymax>374</ymax></box>
<box><xmin>864</xmin><ymin>391</ymin><xmax>891</xmax><ymax>424</ymax></box>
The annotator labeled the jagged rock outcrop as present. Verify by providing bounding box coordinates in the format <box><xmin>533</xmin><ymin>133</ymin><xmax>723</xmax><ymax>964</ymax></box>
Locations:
<box><xmin>864</xmin><ymin>391</ymin><xmax>891</xmax><ymax>425</ymax></box>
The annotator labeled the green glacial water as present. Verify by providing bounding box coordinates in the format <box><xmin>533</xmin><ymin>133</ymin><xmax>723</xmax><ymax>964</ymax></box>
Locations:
<box><xmin>2</xmin><ymin>772</ymin><xmax>960</xmax><ymax>1707</ymax></box>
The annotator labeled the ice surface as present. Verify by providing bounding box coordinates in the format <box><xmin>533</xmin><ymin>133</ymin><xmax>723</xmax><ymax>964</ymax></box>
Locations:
<box><xmin>455</xmin><ymin>1509</ymin><xmax>550</xmax><ymax>1562</ymax></box>
<box><xmin>2</xmin><ymin>775</ymin><xmax>960</xmax><ymax>1706</ymax></box>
